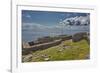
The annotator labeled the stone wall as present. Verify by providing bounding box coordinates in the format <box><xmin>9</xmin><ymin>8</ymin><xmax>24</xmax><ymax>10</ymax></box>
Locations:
<box><xmin>61</xmin><ymin>35</ymin><xmax>72</xmax><ymax>41</ymax></box>
<box><xmin>22</xmin><ymin>39</ymin><xmax>62</xmax><ymax>55</ymax></box>
<box><xmin>22</xmin><ymin>32</ymin><xmax>89</xmax><ymax>55</ymax></box>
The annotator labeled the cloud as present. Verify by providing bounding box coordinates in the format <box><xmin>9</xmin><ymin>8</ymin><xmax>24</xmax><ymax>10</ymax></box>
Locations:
<box><xmin>22</xmin><ymin>22</ymin><xmax>57</xmax><ymax>32</ymax></box>
<box><xmin>22</xmin><ymin>14</ymin><xmax>90</xmax><ymax>33</ymax></box>
<box><xmin>22</xmin><ymin>23</ymin><xmax>44</xmax><ymax>32</ymax></box>
<box><xmin>24</xmin><ymin>23</ymin><xmax>45</xmax><ymax>28</ymax></box>
<box><xmin>59</xmin><ymin>15</ymin><xmax>90</xmax><ymax>26</ymax></box>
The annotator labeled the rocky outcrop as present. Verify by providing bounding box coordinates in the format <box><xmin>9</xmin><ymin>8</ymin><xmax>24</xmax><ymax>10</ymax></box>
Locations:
<box><xmin>72</xmin><ymin>32</ymin><xmax>90</xmax><ymax>43</ymax></box>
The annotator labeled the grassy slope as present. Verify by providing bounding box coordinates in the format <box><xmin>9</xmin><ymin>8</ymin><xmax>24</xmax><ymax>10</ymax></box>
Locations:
<box><xmin>23</xmin><ymin>39</ymin><xmax>90</xmax><ymax>62</ymax></box>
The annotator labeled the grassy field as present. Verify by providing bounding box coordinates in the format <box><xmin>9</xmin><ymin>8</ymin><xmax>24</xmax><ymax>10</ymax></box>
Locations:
<box><xmin>22</xmin><ymin>39</ymin><xmax>90</xmax><ymax>62</ymax></box>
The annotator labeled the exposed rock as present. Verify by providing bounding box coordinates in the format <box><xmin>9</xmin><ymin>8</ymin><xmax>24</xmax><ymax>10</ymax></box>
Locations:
<box><xmin>58</xmin><ymin>49</ymin><xmax>63</xmax><ymax>52</ymax></box>
<box><xmin>22</xmin><ymin>54</ymin><xmax>33</xmax><ymax>62</ymax></box>
<box><xmin>41</xmin><ymin>54</ymin><xmax>48</xmax><ymax>58</ymax></box>
<box><xmin>44</xmin><ymin>58</ymin><xmax>50</xmax><ymax>61</ymax></box>
<box><xmin>28</xmin><ymin>41</ymin><xmax>35</xmax><ymax>46</ymax></box>
<box><xmin>72</xmin><ymin>32</ymin><xmax>89</xmax><ymax>42</ymax></box>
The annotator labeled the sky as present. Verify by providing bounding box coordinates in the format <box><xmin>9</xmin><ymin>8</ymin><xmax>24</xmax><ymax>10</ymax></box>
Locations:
<box><xmin>22</xmin><ymin>10</ymin><xmax>90</xmax><ymax>42</ymax></box>
<box><xmin>22</xmin><ymin>10</ymin><xmax>89</xmax><ymax>26</ymax></box>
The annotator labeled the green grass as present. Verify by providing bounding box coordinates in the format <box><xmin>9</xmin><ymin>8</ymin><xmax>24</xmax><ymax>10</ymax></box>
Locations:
<box><xmin>22</xmin><ymin>39</ymin><xmax>90</xmax><ymax>62</ymax></box>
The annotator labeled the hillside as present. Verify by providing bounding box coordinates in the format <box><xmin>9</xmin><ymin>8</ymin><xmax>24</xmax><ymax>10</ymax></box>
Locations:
<box><xmin>22</xmin><ymin>39</ymin><xmax>89</xmax><ymax>62</ymax></box>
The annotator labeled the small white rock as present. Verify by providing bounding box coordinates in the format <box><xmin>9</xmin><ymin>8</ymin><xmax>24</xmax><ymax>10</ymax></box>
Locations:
<box><xmin>44</xmin><ymin>58</ymin><xmax>50</xmax><ymax>61</ymax></box>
